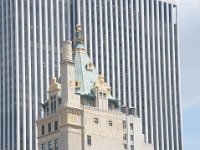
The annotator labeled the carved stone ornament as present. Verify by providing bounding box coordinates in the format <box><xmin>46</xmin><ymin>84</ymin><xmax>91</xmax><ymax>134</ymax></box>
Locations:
<box><xmin>93</xmin><ymin>74</ymin><xmax>111</xmax><ymax>93</ymax></box>
<box><xmin>99</xmin><ymin>74</ymin><xmax>105</xmax><ymax>84</ymax></box>
<box><xmin>62</xmin><ymin>40</ymin><xmax>72</xmax><ymax>61</ymax></box>
<box><xmin>69</xmin><ymin>80</ymin><xmax>74</xmax><ymax>87</ymax></box>
<box><xmin>49</xmin><ymin>76</ymin><xmax>61</xmax><ymax>92</ymax></box>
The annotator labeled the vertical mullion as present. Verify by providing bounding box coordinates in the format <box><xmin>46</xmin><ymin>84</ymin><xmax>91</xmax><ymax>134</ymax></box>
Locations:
<box><xmin>66</xmin><ymin>0</ymin><xmax>71</xmax><ymax>39</ymax></box>
<box><xmin>135</xmin><ymin>0</ymin><xmax>142</xmax><ymax>117</ymax></box>
<box><xmin>56</xmin><ymin>0</ymin><xmax>60</xmax><ymax>77</ymax></box>
<box><xmin>88</xmin><ymin>0</ymin><xmax>93</xmax><ymax>59</ymax></box>
<box><xmin>10</xmin><ymin>0</ymin><xmax>15</xmax><ymax>149</ymax></box>
<box><xmin>166</xmin><ymin>4</ymin><xmax>174</xmax><ymax>150</ymax></box>
<box><xmin>82</xmin><ymin>0</ymin><xmax>87</xmax><ymax>47</ymax></box>
<box><xmin>2</xmin><ymin>1</ymin><xmax>5</xmax><ymax>149</ymax></box>
<box><xmin>161</xmin><ymin>3</ymin><xmax>169</xmax><ymax>150</ymax></box>
<box><xmin>114</xmin><ymin>0</ymin><xmax>121</xmax><ymax>100</ymax></box>
<box><xmin>62</xmin><ymin>0</ymin><xmax>65</xmax><ymax>40</ymax></box>
<box><xmin>27</xmin><ymin>0</ymin><xmax>32</xmax><ymax>149</ymax></box>
<box><xmin>0</xmin><ymin>1</ymin><xmax>2</xmax><ymax>147</ymax></box>
<box><xmin>6</xmin><ymin>0</ymin><xmax>11</xmax><ymax>149</ymax></box>
<box><xmin>130</xmin><ymin>0</ymin><xmax>137</xmax><ymax>108</ymax></box>
<box><xmin>94</xmin><ymin>0</ymin><xmax>98</xmax><ymax>71</ymax></box>
<box><xmin>140</xmin><ymin>0</ymin><xmax>148</xmax><ymax>142</ymax></box>
<box><xmin>50</xmin><ymin>0</ymin><xmax>55</xmax><ymax>77</ymax></box>
<box><xmin>44</xmin><ymin>0</ymin><xmax>49</xmax><ymax>99</ymax></box>
<box><xmin>146</xmin><ymin>0</ymin><xmax>153</xmax><ymax>143</ymax></box>
<box><xmin>156</xmin><ymin>1</ymin><xmax>164</xmax><ymax>149</ymax></box>
<box><xmin>117</xmin><ymin>0</ymin><xmax>121</xmax><ymax>100</ymax></box>
<box><xmin>38</xmin><ymin>0</ymin><xmax>44</xmax><ymax>118</ymax></box>
<box><xmin>76</xmin><ymin>0</ymin><xmax>80</xmax><ymax>24</ymax></box>
<box><xmin>110</xmin><ymin>0</ymin><xmax>115</xmax><ymax>97</ymax></box>
<box><xmin>151</xmin><ymin>0</ymin><xmax>159</xmax><ymax>148</ymax></box>
<box><xmin>171</xmin><ymin>5</ymin><xmax>179</xmax><ymax>150</ymax></box>
<box><xmin>119</xmin><ymin>0</ymin><xmax>125</xmax><ymax>105</ymax></box>
<box><xmin>104</xmin><ymin>0</ymin><xmax>110</xmax><ymax>84</ymax></box>
<box><xmin>99</xmin><ymin>0</ymin><xmax>104</xmax><ymax>74</ymax></box>
<box><xmin>20</xmin><ymin>0</ymin><xmax>26</xmax><ymax>149</ymax></box>
<box><xmin>14</xmin><ymin>0</ymin><xmax>20</xmax><ymax>149</ymax></box>
<box><xmin>125</xmin><ymin>0</ymin><xmax>130</xmax><ymax>106</ymax></box>
<box><xmin>72</xmin><ymin>0</ymin><xmax>76</xmax><ymax>35</ymax></box>
<box><xmin>32</xmin><ymin>0</ymin><xmax>38</xmax><ymax>149</ymax></box>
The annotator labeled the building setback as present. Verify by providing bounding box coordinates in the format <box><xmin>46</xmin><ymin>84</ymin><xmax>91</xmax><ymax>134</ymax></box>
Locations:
<box><xmin>0</xmin><ymin>0</ymin><xmax>183</xmax><ymax>150</ymax></box>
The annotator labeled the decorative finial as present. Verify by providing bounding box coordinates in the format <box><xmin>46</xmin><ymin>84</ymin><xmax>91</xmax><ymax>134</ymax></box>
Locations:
<box><xmin>76</xmin><ymin>24</ymin><xmax>82</xmax><ymax>32</ymax></box>
<box><xmin>99</xmin><ymin>74</ymin><xmax>105</xmax><ymax>83</ymax></box>
<box><xmin>51</xmin><ymin>76</ymin><xmax>57</xmax><ymax>84</ymax></box>
<box><xmin>49</xmin><ymin>76</ymin><xmax>61</xmax><ymax>92</ymax></box>
<box><xmin>61</xmin><ymin>40</ymin><xmax>73</xmax><ymax>61</ymax></box>
<box><xmin>74</xmin><ymin>24</ymin><xmax>84</xmax><ymax>44</ymax></box>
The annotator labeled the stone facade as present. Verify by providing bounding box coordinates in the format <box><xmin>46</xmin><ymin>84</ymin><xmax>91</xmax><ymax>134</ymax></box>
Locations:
<box><xmin>36</xmin><ymin>25</ymin><xmax>154</xmax><ymax>150</ymax></box>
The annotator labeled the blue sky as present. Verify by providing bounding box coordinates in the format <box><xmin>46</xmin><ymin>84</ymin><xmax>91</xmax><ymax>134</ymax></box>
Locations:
<box><xmin>179</xmin><ymin>0</ymin><xmax>200</xmax><ymax>149</ymax></box>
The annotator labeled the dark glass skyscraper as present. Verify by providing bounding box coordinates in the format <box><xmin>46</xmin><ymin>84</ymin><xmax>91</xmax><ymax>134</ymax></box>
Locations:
<box><xmin>0</xmin><ymin>0</ymin><xmax>183</xmax><ymax>150</ymax></box>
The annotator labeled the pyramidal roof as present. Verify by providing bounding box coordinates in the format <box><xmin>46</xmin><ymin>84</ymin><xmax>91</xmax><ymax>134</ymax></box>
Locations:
<box><xmin>72</xmin><ymin>25</ymin><xmax>115</xmax><ymax>102</ymax></box>
<box><xmin>73</xmin><ymin>24</ymin><xmax>99</xmax><ymax>97</ymax></box>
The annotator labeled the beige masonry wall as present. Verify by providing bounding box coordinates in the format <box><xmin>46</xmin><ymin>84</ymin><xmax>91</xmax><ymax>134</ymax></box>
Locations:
<box><xmin>37</xmin><ymin>106</ymin><xmax>125</xmax><ymax>150</ymax></box>
<box><xmin>83</xmin><ymin>107</ymin><xmax>124</xmax><ymax>150</ymax></box>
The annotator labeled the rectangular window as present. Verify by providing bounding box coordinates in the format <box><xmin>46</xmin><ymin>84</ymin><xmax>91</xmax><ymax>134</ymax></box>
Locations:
<box><xmin>87</xmin><ymin>135</ymin><xmax>91</xmax><ymax>146</ymax></box>
<box><xmin>51</xmin><ymin>101</ymin><xmax>54</xmax><ymax>113</ymax></box>
<box><xmin>99</xmin><ymin>92</ymin><xmax>102</xmax><ymax>97</ymax></box>
<box><xmin>58</xmin><ymin>97</ymin><xmax>62</xmax><ymax>105</ymax></box>
<box><xmin>123</xmin><ymin>134</ymin><xmax>127</xmax><ymax>140</ymax></box>
<box><xmin>94</xmin><ymin>118</ymin><xmax>99</xmax><ymax>124</ymax></box>
<box><xmin>54</xmin><ymin>101</ymin><xmax>56</xmax><ymax>110</ymax></box>
<box><xmin>48</xmin><ymin>123</ymin><xmax>51</xmax><ymax>133</ymax></box>
<box><xmin>51</xmin><ymin>96</ymin><xmax>53</xmax><ymax>101</ymax></box>
<box><xmin>42</xmin><ymin>143</ymin><xmax>45</xmax><ymax>150</ymax></box>
<box><xmin>55</xmin><ymin>121</ymin><xmax>58</xmax><ymax>130</ymax></box>
<box><xmin>124</xmin><ymin>144</ymin><xmax>127</xmax><ymax>149</ymax></box>
<box><xmin>42</xmin><ymin>125</ymin><xmax>45</xmax><ymax>135</ymax></box>
<box><xmin>130</xmin><ymin>123</ymin><xmax>133</xmax><ymax>130</ymax></box>
<box><xmin>55</xmin><ymin>139</ymin><xmax>58</xmax><ymax>150</ymax></box>
<box><xmin>48</xmin><ymin>141</ymin><xmax>52</xmax><ymax>150</ymax></box>
<box><xmin>131</xmin><ymin>135</ymin><xmax>134</xmax><ymax>141</ymax></box>
<box><xmin>99</xmin><ymin>92</ymin><xmax>106</xmax><ymax>98</ymax></box>
<box><xmin>108</xmin><ymin>103</ymin><xmax>113</xmax><ymax>110</ymax></box>
<box><xmin>123</xmin><ymin>122</ymin><xmax>126</xmax><ymax>128</ymax></box>
<box><xmin>103</xmin><ymin>93</ymin><xmax>106</xmax><ymax>98</ymax></box>
<box><xmin>109</xmin><ymin>121</ymin><xmax>113</xmax><ymax>127</ymax></box>
<box><xmin>47</xmin><ymin>107</ymin><xmax>49</xmax><ymax>115</ymax></box>
<box><xmin>130</xmin><ymin>145</ymin><xmax>134</xmax><ymax>150</ymax></box>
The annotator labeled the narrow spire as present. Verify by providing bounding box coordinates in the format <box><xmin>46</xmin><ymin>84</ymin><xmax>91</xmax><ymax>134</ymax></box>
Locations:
<box><xmin>74</xmin><ymin>24</ymin><xmax>86</xmax><ymax>52</ymax></box>
<box><xmin>74</xmin><ymin>24</ymin><xmax>84</xmax><ymax>44</ymax></box>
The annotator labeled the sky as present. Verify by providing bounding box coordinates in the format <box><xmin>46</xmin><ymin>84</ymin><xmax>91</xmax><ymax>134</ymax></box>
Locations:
<box><xmin>179</xmin><ymin>0</ymin><xmax>200</xmax><ymax>150</ymax></box>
